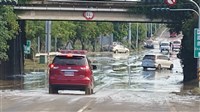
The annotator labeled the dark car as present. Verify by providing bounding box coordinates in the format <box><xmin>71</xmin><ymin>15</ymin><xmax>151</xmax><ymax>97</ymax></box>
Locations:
<box><xmin>144</xmin><ymin>40</ymin><xmax>154</xmax><ymax>49</ymax></box>
<box><xmin>48</xmin><ymin>50</ymin><xmax>94</xmax><ymax>95</ymax></box>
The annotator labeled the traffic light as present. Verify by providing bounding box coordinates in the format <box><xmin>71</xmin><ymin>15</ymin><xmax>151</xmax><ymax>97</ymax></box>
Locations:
<box><xmin>0</xmin><ymin>0</ymin><xmax>17</xmax><ymax>5</ymax></box>
<box><xmin>151</xmin><ymin>8</ymin><xmax>170</xmax><ymax>18</ymax></box>
<box><xmin>151</xmin><ymin>8</ymin><xmax>170</xmax><ymax>13</ymax></box>
<box><xmin>141</xmin><ymin>0</ymin><xmax>164</xmax><ymax>4</ymax></box>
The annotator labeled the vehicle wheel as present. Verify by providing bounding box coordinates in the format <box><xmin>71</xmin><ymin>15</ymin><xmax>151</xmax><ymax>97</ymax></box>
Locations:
<box><xmin>115</xmin><ymin>50</ymin><xmax>118</xmax><ymax>53</ymax></box>
<box><xmin>157</xmin><ymin>64</ymin><xmax>161</xmax><ymax>70</ymax></box>
<box><xmin>160</xmin><ymin>50</ymin><xmax>162</xmax><ymax>53</ymax></box>
<box><xmin>91</xmin><ymin>88</ymin><xmax>94</xmax><ymax>94</ymax></box>
<box><xmin>91</xmin><ymin>79</ymin><xmax>94</xmax><ymax>94</ymax></box>
<box><xmin>49</xmin><ymin>85</ymin><xmax>58</xmax><ymax>94</ymax></box>
<box><xmin>169</xmin><ymin>64</ymin><xmax>173</xmax><ymax>70</ymax></box>
<box><xmin>85</xmin><ymin>86</ymin><xmax>91</xmax><ymax>95</ymax></box>
<box><xmin>143</xmin><ymin>67</ymin><xmax>147</xmax><ymax>71</ymax></box>
<box><xmin>125</xmin><ymin>50</ymin><xmax>128</xmax><ymax>53</ymax></box>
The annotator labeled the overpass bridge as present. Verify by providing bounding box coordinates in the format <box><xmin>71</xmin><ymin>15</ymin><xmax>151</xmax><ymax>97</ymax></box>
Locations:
<box><xmin>2</xmin><ymin>0</ymin><xmax>174</xmax><ymax>79</ymax></box>
<box><xmin>14</xmin><ymin>0</ymin><xmax>172</xmax><ymax>23</ymax></box>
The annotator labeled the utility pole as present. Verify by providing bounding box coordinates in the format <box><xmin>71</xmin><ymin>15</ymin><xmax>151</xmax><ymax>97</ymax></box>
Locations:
<box><xmin>136</xmin><ymin>23</ymin><xmax>139</xmax><ymax>49</ymax></box>
<box><xmin>45</xmin><ymin>21</ymin><xmax>51</xmax><ymax>53</ymax></box>
<box><xmin>38</xmin><ymin>36</ymin><xmax>40</xmax><ymax>53</ymax></box>
<box><xmin>45</xmin><ymin>20</ymin><xmax>51</xmax><ymax>64</ymax></box>
<box><xmin>146</xmin><ymin>23</ymin><xmax>148</xmax><ymax>38</ymax></box>
<box><xmin>55</xmin><ymin>37</ymin><xmax>57</xmax><ymax>52</ymax></box>
<box><xmin>150</xmin><ymin>23</ymin><xmax>152</xmax><ymax>38</ymax></box>
<box><xmin>128</xmin><ymin>23</ymin><xmax>132</xmax><ymax>48</ymax></box>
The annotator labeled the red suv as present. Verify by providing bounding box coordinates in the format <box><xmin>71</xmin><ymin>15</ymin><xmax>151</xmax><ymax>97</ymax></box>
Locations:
<box><xmin>48</xmin><ymin>50</ymin><xmax>94</xmax><ymax>95</ymax></box>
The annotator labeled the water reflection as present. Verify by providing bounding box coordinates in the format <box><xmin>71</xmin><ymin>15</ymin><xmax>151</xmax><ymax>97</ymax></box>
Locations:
<box><xmin>142</xmin><ymin>70</ymin><xmax>156</xmax><ymax>80</ymax></box>
<box><xmin>112</xmin><ymin>53</ymin><xmax>130</xmax><ymax>60</ymax></box>
<box><xmin>0</xmin><ymin>70</ymin><xmax>47</xmax><ymax>90</ymax></box>
<box><xmin>23</xmin><ymin>72</ymin><xmax>47</xmax><ymax>90</ymax></box>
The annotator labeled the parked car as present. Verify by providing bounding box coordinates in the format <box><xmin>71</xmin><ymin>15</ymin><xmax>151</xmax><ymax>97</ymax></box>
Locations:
<box><xmin>170</xmin><ymin>32</ymin><xmax>177</xmax><ymax>38</ymax></box>
<box><xmin>111</xmin><ymin>44</ymin><xmax>129</xmax><ymax>53</ymax></box>
<box><xmin>102</xmin><ymin>42</ymin><xmax>122</xmax><ymax>51</ymax></box>
<box><xmin>159</xmin><ymin>41</ymin><xmax>171</xmax><ymax>53</ymax></box>
<box><xmin>144</xmin><ymin>39</ymin><xmax>154</xmax><ymax>49</ymax></box>
<box><xmin>171</xmin><ymin>40</ymin><xmax>181</xmax><ymax>51</ymax></box>
<box><xmin>48</xmin><ymin>50</ymin><xmax>94</xmax><ymax>95</ymax></box>
<box><xmin>142</xmin><ymin>53</ymin><xmax>173</xmax><ymax>70</ymax></box>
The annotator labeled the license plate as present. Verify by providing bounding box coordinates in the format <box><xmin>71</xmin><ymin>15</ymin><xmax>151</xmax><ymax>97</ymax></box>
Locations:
<box><xmin>64</xmin><ymin>72</ymin><xmax>74</xmax><ymax>76</ymax></box>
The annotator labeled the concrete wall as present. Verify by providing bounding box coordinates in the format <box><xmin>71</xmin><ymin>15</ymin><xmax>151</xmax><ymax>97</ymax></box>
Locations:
<box><xmin>0</xmin><ymin>21</ymin><xmax>25</xmax><ymax>79</ymax></box>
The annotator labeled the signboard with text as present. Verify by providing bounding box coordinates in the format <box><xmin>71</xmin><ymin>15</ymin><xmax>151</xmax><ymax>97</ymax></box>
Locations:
<box><xmin>165</xmin><ymin>0</ymin><xmax>176</xmax><ymax>6</ymax></box>
<box><xmin>194</xmin><ymin>28</ymin><xmax>200</xmax><ymax>58</ymax></box>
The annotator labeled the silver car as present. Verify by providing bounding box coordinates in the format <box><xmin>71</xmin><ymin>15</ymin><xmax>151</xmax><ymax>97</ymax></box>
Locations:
<box><xmin>142</xmin><ymin>54</ymin><xmax>173</xmax><ymax>70</ymax></box>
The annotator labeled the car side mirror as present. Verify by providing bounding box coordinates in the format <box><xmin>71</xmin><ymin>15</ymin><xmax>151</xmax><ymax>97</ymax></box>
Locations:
<box><xmin>177</xmin><ymin>53</ymin><xmax>181</xmax><ymax>59</ymax></box>
<box><xmin>92</xmin><ymin>65</ymin><xmax>97</xmax><ymax>70</ymax></box>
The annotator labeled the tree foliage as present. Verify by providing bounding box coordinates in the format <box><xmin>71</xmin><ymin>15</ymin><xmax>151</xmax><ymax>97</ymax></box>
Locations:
<box><xmin>0</xmin><ymin>6</ymin><xmax>19</xmax><ymax>60</ymax></box>
<box><xmin>113</xmin><ymin>22</ymin><xmax>128</xmax><ymax>42</ymax></box>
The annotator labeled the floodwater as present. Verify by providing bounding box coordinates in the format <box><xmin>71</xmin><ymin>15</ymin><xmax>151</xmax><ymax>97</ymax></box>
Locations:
<box><xmin>0</xmin><ymin>50</ymin><xmax>198</xmax><ymax>95</ymax></box>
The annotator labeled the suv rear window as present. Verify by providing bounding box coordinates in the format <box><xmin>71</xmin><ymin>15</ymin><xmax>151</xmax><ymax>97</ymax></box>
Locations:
<box><xmin>173</xmin><ymin>41</ymin><xmax>180</xmax><ymax>44</ymax></box>
<box><xmin>143</xmin><ymin>55</ymin><xmax>155</xmax><ymax>60</ymax></box>
<box><xmin>161</xmin><ymin>43</ymin><xmax>169</xmax><ymax>46</ymax></box>
<box><xmin>53</xmin><ymin>56</ymin><xmax>87</xmax><ymax>66</ymax></box>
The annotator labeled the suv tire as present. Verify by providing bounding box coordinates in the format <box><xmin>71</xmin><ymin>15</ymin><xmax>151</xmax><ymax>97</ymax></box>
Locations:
<box><xmin>85</xmin><ymin>86</ymin><xmax>92</xmax><ymax>95</ymax></box>
<box><xmin>157</xmin><ymin>64</ymin><xmax>161</xmax><ymax>70</ymax></box>
<box><xmin>49</xmin><ymin>85</ymin><xmax>58</xmax><ymax>94</ymax></box>
<box><xmin>169</xmin><ymin>64</ymin><xmax>173</xmax><ymax>70</ymax></box>
<box><xmin>143</xmin><ymin>67</ymin><xmax>147</xmax><ymax>71</ymax></box>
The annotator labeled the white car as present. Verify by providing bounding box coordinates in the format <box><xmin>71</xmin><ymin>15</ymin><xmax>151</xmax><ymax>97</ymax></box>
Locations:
<box><xmin>142</xmin><ymin>54</ymin><xmax>173</xmax><ymax>70</ymax></box>
<box><xmin>111</xmin><ymin>45</ymin><xmax>129</xmax><ymax>53</ymax></box>
<box><xmin>160</xmin><ymin>41</ymin><xmax>171</xmax><ymax>52</ymax></box>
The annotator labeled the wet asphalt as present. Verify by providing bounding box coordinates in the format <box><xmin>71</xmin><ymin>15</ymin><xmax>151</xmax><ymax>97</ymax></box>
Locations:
<box><xmin>1</xmin><ymin>31</ymin><xmax>200</xmax><ymax>112</ymax></box>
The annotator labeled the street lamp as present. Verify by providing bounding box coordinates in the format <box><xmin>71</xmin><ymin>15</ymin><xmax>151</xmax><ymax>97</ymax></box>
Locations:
<box><xmin>189</xmin><ymin>0</ymin><xmax>200</xmax><ymax>28</ymax></box>
<box><xmin>169</xmin><ymin>9</ymin><xmax>199</xmax><ymax>16</ymax></box>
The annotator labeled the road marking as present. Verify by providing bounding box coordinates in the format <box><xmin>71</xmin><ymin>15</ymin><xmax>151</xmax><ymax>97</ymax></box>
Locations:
<box><xmin>77</xmin><ymin>100</ymin><xmax>93</xmax><ymax>112</ymax></box>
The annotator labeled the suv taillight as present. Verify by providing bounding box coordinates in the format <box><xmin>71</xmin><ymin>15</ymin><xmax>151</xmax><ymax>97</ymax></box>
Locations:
<box><xmin>81</xmin><ymin>65</ymin><xmax>90</xmax><ymax>76</ymax></box>
<box><xmin>80</xmin><ymin>65</ymin><xmax>89</xmax><ymax>70</ymax></box>
<box><xmin>49</xmin><ymin>64</ymin><xmax>54</xmax><ymax>68</ymax></box>
<box><xmin>49</xmin><ymin>64</ymin><xmax>59</xmax><ymax>69</ymax></box>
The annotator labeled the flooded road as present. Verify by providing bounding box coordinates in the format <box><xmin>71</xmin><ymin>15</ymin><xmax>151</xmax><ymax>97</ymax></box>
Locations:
<box><xmin>1</xmin><ymin>34</ymin><xmax>200</xmax><ymax>111</ymax></box>
<box><xmin>0</xmin><ymin>46</ymin><xmax>186</xmax><ymax>94</ymax></box>
<box><xmin>1</xmin><ymin>51</ymin><xmax>200</xmax><ymax>112</ymax></box>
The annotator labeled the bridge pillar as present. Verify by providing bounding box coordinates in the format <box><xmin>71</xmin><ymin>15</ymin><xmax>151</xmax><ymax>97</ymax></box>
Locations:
<box><xmin>0</xmin><ymin>20</ymin><xmax>25</xmax><ymax>80</ymax></box>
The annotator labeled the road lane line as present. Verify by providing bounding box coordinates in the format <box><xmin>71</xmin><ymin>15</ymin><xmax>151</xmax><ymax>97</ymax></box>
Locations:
<box><xmin>77</xmin><ymin>100</ymin><xmax>93</xmax><ymax>112</ymax></box>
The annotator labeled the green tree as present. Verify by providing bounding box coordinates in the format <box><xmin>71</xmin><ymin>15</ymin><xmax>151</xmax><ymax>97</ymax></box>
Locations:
<box><xmin>0</xmin><ymin>6</ymin><xmax>19</xmax><ymax>60</ymax></box>
<box><xmin>75</xmin><ymin>22</ymin><xmax>98</xmax><ymax>50</ymax></box>
<box><xmin>113</xmin><ymin>22</ymin><xmax>128</xmax><ymax>42</ymax></box>
<box><xmin>26</xmin><ymin>21</ymin><xmax>45</xmax><ymax>52</ymax></box>
<box><xmin>171</xmin><ymin>0</ymin><xmax>199</xmax><ymax>82</ymax></box>
<box><xmin>131</xmin><ymin>23</ymin><xmax>146</xmax><ymax>49</ymax></box>
<box><xmin>52</xmin><ymin>21</ymin><xmax>76</xmax><ymax>49</ymax></box>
